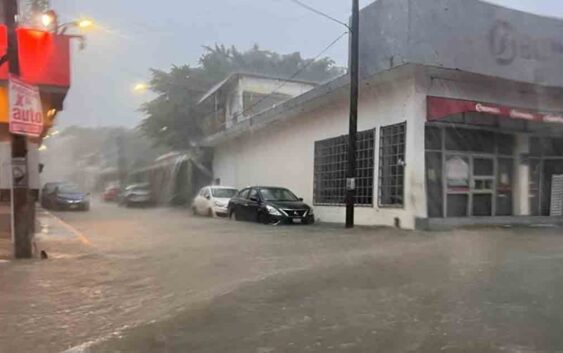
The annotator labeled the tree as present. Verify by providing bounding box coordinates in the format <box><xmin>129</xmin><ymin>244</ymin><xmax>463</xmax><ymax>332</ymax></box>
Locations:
<box><xmin>21</xmin><ymin>0</ymin><xmax>50</xmax><ymax>27</ymax></box>
<box><xmin>139</xmin><ymin>45</ymin><xmax>344</xmax><ymax>150</ymax></box>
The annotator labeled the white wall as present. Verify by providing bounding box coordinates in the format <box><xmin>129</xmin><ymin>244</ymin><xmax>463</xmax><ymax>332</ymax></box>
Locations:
<box><xmin>213</xmin><ymin>71</ymin><xmax>427</xmax><ymax>229</ymax></box>
<box><xmin>427</xmin><ymin>71</ymin><xmax>563</xmax><ymax>113</ymax></box>
<box><xmin>225</xmin><ymin>76</ymin><xmax>316</xmax><ymax>127</ymax></box>
<box><xmin>240</xmin><ymin>76</ymin><xmax>314</xmax><ymax>98</ymax></box>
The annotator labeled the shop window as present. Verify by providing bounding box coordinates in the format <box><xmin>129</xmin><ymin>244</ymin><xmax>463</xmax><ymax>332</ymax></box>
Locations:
<box><xmin>473</xmin><ymin>194</ymin><xmax>492</xmax><ymax>216</ymax></box>
<box><xmin>445</xmin><ymin>156</ymin><xmax>470</xmax><ymax>191</ymax></box>
<box><xmin>543</xmin><ymin>138</ymin><xmax>563</xmax><ymax>157</ymax></box>
<box><xmin>426</xmin><ymin>152</ymin><xmax>443</xmax><ymax>217</ymax></box>
<box><xmin>529</xmin><ymin>159</ymin><xmax>542</xmax><ymax>216</ymax></box>
<box><xmin>425</xmin><ymin>126</ymin><xmax>442</xmax><ymax>150</ymax></box>
<box><xmin>530</xmin><ymin>137</ymin><xmax>542</xmax><ymax>157</ymax></box>
<box><xmin>474</xmin><ymin>158</ymin><xmax>494</xmax><ymax>176</ymax></box>
<box><xmin>313</xmin><ymin>129</ymin><xmax>375</xmax><ymax>206</ymax></box>
<box><xmin>379</xmin><ymin>122</ymin><xmax>406</xmax><ymax>207</ymax></box>
<box><xmin>445</xmin><ymin>128</ymin><xmax>495</xmax><ymax>153</ymax></box>
<box><xmin>530</xmin><ymin>137</ymin><xmax>563</xmax><ymax>157</ymax></box>
<box><xmin>447</xmin><ymin>194</ymin><xmax>468</xmax><ymax>217</ymax></box>
<box><xmin>496</xmin><ymin>158</ymin><xmax>513</xmax><ymax>216</ymax></box>
<box><xmin>497</xmin><ymin>134</ymin><xmax>515</xmax><ymax>155</ymax></box>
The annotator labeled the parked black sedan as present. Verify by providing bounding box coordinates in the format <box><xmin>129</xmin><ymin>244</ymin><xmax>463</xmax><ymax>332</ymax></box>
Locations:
<box><xmin>228</xmin><ymin>186</ymin><xmax>314</xmax><ymax>225</ymax></box>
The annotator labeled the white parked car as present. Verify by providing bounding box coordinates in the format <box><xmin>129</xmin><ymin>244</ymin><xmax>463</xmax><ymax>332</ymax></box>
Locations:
<box><xmin>192</xmin><ymin>186</ymin><xmax>238</xmax><ymax>217</ymax></box>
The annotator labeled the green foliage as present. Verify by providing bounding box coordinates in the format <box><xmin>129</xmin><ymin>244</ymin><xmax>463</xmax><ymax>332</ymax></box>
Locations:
<box><xmin>139</xmin><ymin>45</ymin><xmax>344</xmax><ymax>150</ymax></box>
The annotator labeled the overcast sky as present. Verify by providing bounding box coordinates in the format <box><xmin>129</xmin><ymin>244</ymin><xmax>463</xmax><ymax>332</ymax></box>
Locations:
<box><xmin>51</xmin><ymin>0</ymin><xmax>563</xmax><ymax>128</ymax></box>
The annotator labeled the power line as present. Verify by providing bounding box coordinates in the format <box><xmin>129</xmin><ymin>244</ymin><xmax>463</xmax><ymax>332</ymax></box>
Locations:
<box><xmin>238</xmin><ymin>30</ymin><xmax>348</xmax><ymax>120</ymax></box>
<box><xmin>287</xmin><ymin>0</ymin><xmax>350</xmax><ymax>30</ymax></box>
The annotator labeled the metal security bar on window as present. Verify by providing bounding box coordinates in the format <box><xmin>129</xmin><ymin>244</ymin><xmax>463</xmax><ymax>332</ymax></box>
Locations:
<box><xmin>379</xmin><ymin>122</ymin><xmax>406</xmax><ymax>207</ymax></box>
<box><xmin>313</xmin><ymin>129</ymin><xmax>375</xmax><ymax>206</ymax></box>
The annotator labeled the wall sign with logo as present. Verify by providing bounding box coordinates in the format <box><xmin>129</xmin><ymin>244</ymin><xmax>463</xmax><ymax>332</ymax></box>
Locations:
<box><xmin>8</xmin><ymin>75</ymin><xmax>44</xmax><ymax>137</ymax></box>
<box><xmin>427</xmin><ymin>96</ymin><xmax>563</xmax><ymax>124</ymax></box>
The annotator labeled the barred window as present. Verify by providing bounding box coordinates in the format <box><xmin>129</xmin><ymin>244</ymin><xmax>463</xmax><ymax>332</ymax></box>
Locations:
<box><xmin>313</xmin><ymin>129</ymin><xmax>375</xmax><ymax>206</ymax></box>
<box><xmin>379</xmin><ymin>122</ymin><xmax>406</xmax><ymax>207</ymax></box>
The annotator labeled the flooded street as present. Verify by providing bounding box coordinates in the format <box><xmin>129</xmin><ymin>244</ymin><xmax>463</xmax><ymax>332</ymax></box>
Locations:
<box><xmin>0</xmin><ymin>202</ymin><xmax>562</xmax><ymax>352</ymax></box>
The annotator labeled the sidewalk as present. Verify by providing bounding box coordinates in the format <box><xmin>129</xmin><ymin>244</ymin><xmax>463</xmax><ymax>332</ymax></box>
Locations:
<box><xmin>0</xmin><ymin>203</ymin><xmax>11</xmax><ymax>260</ymax></box>
<box><xmin>0</xmin><ymin>206</ymin><xmax>89</xmax><ymax>261</ymax></box>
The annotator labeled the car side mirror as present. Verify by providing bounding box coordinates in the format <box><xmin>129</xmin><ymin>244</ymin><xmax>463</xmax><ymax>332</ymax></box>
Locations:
<box><xmin>250</xmin><ymin>196</ymin><xmax>259</xmax><ymax>202</ymax></box>
<box><xmin>299</xmin><ymin>197</ymin><xmax>304</xmax><ymax>201</ymax></box>
<box><xmin>206</xmin><ymin>195</ymin><xmax>211</xmax><ymax>200</ymax></box>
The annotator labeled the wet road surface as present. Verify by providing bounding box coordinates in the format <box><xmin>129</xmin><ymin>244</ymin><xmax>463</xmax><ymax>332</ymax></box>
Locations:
<box><xmin>2</xmin><ymin>201</ymin><xmax>563</xmax><ymax>352</ymax></box>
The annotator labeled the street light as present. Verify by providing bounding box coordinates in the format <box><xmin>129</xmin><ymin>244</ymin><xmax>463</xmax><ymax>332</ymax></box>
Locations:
<box><xmin>41</xmin><ymin>12</ymin><xmax>55</xmax><ymax>27</ymax></box>
<box><xmin>133</xmin><ymin>82</ymin><xmax>149</xmax><ymax>93</ymax></box>
<box><xmin>58</xmin><ymin>18</ymin><xmax>94</xmax><ymax>35</ymax></box>
<box><xmin>77</xmin><ymin>19</ymin><xmax>94</xmax><ymax>29</ymax></box>
<box><xmin>39</xmin><ymin>10</ymin><xmax>94</xmax><ymax>35</ymax></box>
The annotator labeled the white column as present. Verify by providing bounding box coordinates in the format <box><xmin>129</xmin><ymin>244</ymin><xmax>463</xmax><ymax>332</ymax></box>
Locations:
<box><xmin>513</xmin><ymin>134</ymin><xmax>530</xmax><ymax>216</ymax></box>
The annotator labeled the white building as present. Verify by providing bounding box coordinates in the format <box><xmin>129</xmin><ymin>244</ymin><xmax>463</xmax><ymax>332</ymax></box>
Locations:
<box><xmin>200</xmin><ymin>0</ymin><xmax>563</xmax><ymax>229</ymax></box>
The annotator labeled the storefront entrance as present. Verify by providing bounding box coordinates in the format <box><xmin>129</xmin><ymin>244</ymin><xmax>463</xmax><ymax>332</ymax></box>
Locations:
<box><xmin>443</xmin><ymin>154</ymin><xmax>512</xmax><ymax>217</ymax></box>
<box><xmin>529</xmin><ymin>137</ymin><xmax>563</xmax><ymax>216</ymax></box>
<box><xmin>425</xmin><ymin>126</ymin><xmax>514</xmax><ymax>218</ymax></box>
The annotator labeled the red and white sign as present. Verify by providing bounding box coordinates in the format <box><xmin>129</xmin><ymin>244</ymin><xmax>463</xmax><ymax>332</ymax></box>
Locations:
<box><xmin>427</xmin><ymin>96</ymin><xmax>563</xmax><ymax>125</ymax></box>
<box><xmin>9</xmin><ymin>75</ymin><xmax>44</xmax><ymax>137</ymax></box>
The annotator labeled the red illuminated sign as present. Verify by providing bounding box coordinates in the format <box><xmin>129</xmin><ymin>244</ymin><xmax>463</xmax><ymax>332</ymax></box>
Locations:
<box><xmin>0</xmin><ymin>26</ymin><xmax>70</xmax><ymax>88</ymax></box>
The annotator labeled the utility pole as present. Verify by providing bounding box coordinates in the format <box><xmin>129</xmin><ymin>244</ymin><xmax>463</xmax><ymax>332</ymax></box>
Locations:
<box><xmin>346</xmin><ymin>0</ymin><xmax>360</xmax><ymax>228</ymax></box>
<box><xmin>3</xmin><ymin>0</ymin><xmax>32</xmax><ymax>258</ymax></box>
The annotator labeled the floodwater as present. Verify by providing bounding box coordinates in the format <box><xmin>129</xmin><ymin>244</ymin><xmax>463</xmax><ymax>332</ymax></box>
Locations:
<box><xmin>1</xmin><ymin>202</ymin><xmax>563</xmax><ymax>352</ymax></box>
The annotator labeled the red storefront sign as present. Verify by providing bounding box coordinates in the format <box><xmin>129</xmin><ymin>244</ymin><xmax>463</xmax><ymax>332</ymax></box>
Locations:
<box><xmin>8</xmin><ymin>76</ymin><xmax>44</xmax><ymax>137</ymax></box>
<box><xmin>0</xmin><ymin>26</ymin><xmax>71</xmax><ymax>88</ymax></box>
<box><xmin>427</xmin><ymin>96</ymin><xmax>563</xmax><ymax>124</ymax></box>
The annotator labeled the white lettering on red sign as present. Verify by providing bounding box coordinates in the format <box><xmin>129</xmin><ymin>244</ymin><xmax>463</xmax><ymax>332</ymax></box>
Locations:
<box><xmin>475</xmin><ymin>103</ymin><xmax>501</xmax><ymax>115</ymax></box>
<box><xmin>8</xmin><ymin>76</ymin><xmax>44</xmax><ymax>137</ymax></box>
<box><xmin>543</xmin><ymin>115</ymin><xmax>563</xmax><ymax>124</ymax></box>
<box><xmin>509</xmin><ymin>109</ymin><xmax>535</xmax><ymax>121</ymax></box>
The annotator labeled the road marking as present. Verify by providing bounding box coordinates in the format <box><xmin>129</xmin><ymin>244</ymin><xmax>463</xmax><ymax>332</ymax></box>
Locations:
<box><xmin>43</xmin><ymin>210</ymin><xmax>92</xmax><ymax>246</ymax></box>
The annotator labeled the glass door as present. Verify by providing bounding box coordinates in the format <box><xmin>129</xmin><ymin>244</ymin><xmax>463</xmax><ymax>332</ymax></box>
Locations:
<box><xmin>445</xmin><ymin>155</ymin><xmax>470</xmax><ymax>217</ymax></box>
<box><xmin>445</xmin><ymin>154</ymin><xmax>496</xmax><ymax>217</ymax></box>
<box><xmin>471</xmin><ymin>157</ymin><xmax>495</xmax><ymax>216</ymax></box>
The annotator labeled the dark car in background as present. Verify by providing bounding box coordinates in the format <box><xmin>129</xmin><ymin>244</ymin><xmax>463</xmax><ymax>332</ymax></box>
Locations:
<box><xmin>119</xmin><ymin>183</ymin><xmax>153</xmax><ymax>207</ymax></box>
<box><xmin>40</xmin><ymin>182</ymin><xmax>90</xmax><ymax>211</ymax></box>
<box><xmin>228</xmin><ymin>186</ymin><xmax>314</xmax><ymax>225</ymax></box>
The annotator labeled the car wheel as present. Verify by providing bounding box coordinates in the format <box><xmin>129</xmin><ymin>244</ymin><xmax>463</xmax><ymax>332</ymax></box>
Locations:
<box><xmin>192</xmin><ymin>206</ymin><xmax>198</xmax><ymax>216</ymax></box>
<box><xmin>258</xmin><ymin>212</ymin><xmax>280</xmax><ymax>225</ymax></box>
<box><xmin>207</xmin><ymin>208</ymin><xmax>214</xmax><ymax>217</ymax></box>
<box><xmin>230</xmin><ymin>209</ymin><xmax>239</xmax><ymax>221</ymax></box>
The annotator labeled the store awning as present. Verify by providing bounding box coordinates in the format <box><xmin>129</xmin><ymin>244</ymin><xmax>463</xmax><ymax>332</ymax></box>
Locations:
<box><xmin>427</xmin><ymin>96</ymin><xmax>563</xmax><ymax>125</ymax></box>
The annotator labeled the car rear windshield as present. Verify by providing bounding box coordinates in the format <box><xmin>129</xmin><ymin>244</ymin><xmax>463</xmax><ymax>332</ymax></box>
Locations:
<box><xmin>211</xmin><ymin>188</ymin><xmax>237</xmax><ymax>198</ymax></box>
<box><xmin>259</xmin><ymin>188</ymin><xmax>298</xmax><ymax>201</ymax></box>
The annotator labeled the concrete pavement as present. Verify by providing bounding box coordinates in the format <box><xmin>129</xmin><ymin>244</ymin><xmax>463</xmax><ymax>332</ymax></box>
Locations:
<box><xmin>2</xmin><ymin>201</ymin><xmax>563</xmax><ymax>352</ymax></box>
